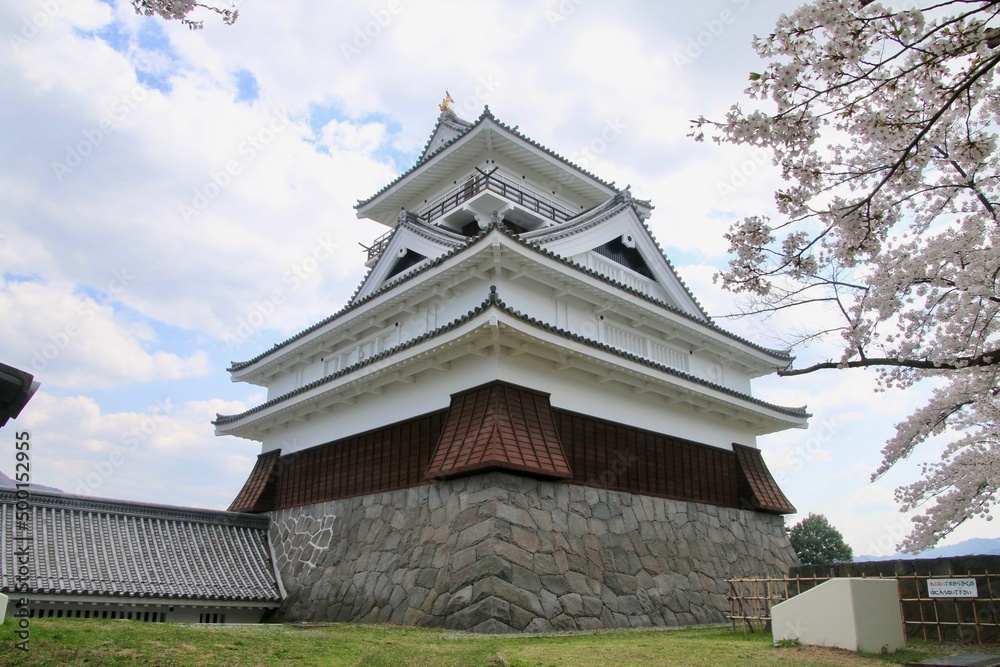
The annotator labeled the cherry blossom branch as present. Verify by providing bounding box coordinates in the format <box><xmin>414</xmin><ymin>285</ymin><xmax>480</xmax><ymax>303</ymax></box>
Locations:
<box><xmin>779</xmin><ymin>347</ymin><xmax>1000</xmax><ymax>376</ymax></box>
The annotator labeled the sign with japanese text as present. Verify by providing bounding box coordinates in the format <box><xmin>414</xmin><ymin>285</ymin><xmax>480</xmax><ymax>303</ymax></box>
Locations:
<box><xmin>927</xmin><ymin>578</ymin><xmax>978</xmax><ymax>598</ymax></box>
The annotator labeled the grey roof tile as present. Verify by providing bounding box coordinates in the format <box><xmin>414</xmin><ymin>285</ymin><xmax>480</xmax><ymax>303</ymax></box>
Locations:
<box><xmin>0</xmin><ymin>490</ymin><xmax>281</xmax><ymax>603</ymax></box>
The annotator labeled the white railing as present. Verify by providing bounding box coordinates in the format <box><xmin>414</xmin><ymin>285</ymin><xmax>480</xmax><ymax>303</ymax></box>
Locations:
<box><xmin>648</xmin><ymin>340</ymin><xmax>690</xmax><ymax>371</ymax></box>
<box><xmin>583</xmin><ymin>252</ymin><xmax>658</xmax><ymax>296</ymax></box>
<box><xmin>603</xmin><ymin>322</ymin><xmax>689</xmax><ymax>373</ymax></box>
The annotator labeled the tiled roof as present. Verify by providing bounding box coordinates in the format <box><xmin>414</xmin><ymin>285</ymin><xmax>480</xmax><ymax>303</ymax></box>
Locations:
<box><xmin>227</xmin><ymin>221</ymin><xmax>476</xmax><ymax>374</ymax></box>
<box><xmin>417</xmin><ymin>111</ymin><xmax>474</xmax><ymax>163</ymax></box>
<box><xmin>228</xmin><ymin>223</ymin><xmax>790</xmax><ymax>375</ymax></box>
<box><xmin>519</xmin><ymin>190</ymin><xmax>713</xmax><ymax>323</ymax></box>
<box><xmin>0</xmin><ymin>490</ymin><xmax>281</xmax><ymax>603</ymax></box>
<box><xmin>355</xmin><ymin>107</ymin><xmax>621</xmax><ymax>210</ymax></box>
<box><xmin>425</xmin><ymin>381</ymin><xmax>573</xmax><ymax>480</ymax></box>
<box><xmin>215</xmin><ymin>287</ymin><xmax>808</xmax><ymax>428</ymax></box>
<box><xmin>733</xmin><ymin>444</ymin><xmax>796</xmax><ymax>514</ymax></box>
<box><xmin>228</xmin><ymin>450</ymin><xmax>280</xmax><ymax>513</ymax></box>
<box><xmin>217</xmin><ymin>294</ymin><xmax>499</xmax><ymax>425</ymax></box>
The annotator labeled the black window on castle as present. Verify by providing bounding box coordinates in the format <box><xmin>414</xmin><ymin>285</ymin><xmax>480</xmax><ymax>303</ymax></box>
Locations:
<box><xmin>386</xmin><ymin>249</ymin><xmax>427</xmax><ymax>280</ymax></box>
<box><xmin>593</xmin><ymin>238</ymin><xmax>654</xmax><ymax>279</ymax></box>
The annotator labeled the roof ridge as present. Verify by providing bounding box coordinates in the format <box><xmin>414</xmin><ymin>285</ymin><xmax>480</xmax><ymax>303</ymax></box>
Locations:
<box><xmin>416</xmin><ymin>110</ymin><xmax>475</xmax><ymax>163</ymax></box>
<box><xmin>0</xmin><ymin>488</ymin><xmax>268</xmax><ymax>527</ymax></box>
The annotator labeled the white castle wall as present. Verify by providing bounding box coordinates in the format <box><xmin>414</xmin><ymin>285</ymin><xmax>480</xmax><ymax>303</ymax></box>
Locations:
<box><xmin>262</xmin><ymin>349</ymin><xmax>758</xmax><ymax>456</ymax></box>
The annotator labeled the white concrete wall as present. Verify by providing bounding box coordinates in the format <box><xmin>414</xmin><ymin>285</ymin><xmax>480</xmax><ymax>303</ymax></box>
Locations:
<box><xmin>771</xmin><ymin>579</ymin><xmax>905</xmax><ymax>653</ymax></box>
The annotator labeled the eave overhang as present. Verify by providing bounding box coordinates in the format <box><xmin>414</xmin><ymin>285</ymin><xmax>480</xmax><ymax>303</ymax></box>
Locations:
<box><xmin>215</xmin><ymin>294</ymin><xmax>808</xmax><ymax>443</ymax></box>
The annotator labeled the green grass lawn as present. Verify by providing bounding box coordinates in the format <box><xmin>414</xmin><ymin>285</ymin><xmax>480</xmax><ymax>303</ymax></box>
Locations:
<box><xmin>0</xmin><ymin>619</ymin><xmax>991</xmax><ymax>667</ymax></box>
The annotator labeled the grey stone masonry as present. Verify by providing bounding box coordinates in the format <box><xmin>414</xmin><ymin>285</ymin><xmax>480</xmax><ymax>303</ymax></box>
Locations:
<box><xmin>269</xmin><ymin>472</ymin><xmax>797</xmax><ymax>632</ymax></box>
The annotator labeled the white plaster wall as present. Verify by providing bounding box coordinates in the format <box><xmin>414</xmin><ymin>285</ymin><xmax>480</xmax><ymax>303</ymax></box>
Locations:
<box><xmin>496</xmin><ymin>353</ymin><xmax>756</xmax><ymax>451</ymax></box>
<box><xmin>261</xmin><ymin>343</ymin><xmax>758</xmax><ymax>456</ymax></box>
<box><xmin>261</xmin><ymin>354</ymin><xmax>496</xmax><ymax>454</ymax></box>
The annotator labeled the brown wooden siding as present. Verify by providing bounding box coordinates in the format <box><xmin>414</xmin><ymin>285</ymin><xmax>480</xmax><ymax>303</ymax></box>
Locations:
<box><xmin>552</xmin><ymin>409</ymin><xmax>742</xmax><ymax>509</ymax></box>
<box><xmin>233</xmin><ymin>382</ymin><xmax>790</xmax><ymax>514</ymax></box>
<box><xmin>733</xmin><ymin>444</ymin><xmax>796</xmax><ymax>513</ymax></box>
<box><xmin>270</xmin><ymin>410</ymin><xmax>447</xmax><ymax>511</ymax></box>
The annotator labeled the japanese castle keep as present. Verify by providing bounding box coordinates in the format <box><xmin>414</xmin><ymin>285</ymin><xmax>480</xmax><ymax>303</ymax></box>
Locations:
<box><xmin>215</xmin><ymin>103</ymin><xmax>808</xmax><ymax>632</ymax></box>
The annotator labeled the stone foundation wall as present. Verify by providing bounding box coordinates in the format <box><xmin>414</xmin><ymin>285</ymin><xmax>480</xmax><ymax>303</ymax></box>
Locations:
<box><xmin>269</xmin><ymin>472</ymin><xmax>796</xmax><ymax>632</ymax></box>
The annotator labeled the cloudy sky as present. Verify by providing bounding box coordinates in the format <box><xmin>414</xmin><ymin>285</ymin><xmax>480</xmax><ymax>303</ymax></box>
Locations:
<box><xmin>1</xmin><ymin>0</ymin><xmax>991</xmax><ymax>555</ymax></box>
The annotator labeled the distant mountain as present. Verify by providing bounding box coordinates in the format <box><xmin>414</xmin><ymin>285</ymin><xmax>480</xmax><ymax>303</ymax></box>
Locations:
<box><xmin>855</xmin><ymin>537</ymin><xmax>1000</xmax><ymax>562</ymax></box>
<box><xmin>0</xmin><ymin>469</ymin><xmax>63</xmax><ymax>494</ymax></box>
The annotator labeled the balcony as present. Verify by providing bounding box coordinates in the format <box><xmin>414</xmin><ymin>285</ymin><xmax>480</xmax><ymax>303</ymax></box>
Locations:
<box><xmin>418</xmin><ymin>167</ymin><xmax>575</xmax><ymax>227</ymax></box>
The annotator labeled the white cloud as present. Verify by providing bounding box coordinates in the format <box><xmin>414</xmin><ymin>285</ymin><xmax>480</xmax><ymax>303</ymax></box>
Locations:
<box><xmin>14</xmin><ymin>392</ymin><xmax>254</xmax><ymax>510</ymax></box>
<box><xmin>0</xmin><ymin>277</ymin><xmax>209</xmax><ymax>388</ymax></box>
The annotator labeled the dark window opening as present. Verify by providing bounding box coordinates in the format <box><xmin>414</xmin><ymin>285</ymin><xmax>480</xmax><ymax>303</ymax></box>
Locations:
<box><xmin>385</xmin><ymin>249</ymin><xmax>427</xmax><ymax>280</ymax></box>
<box><xmin>593</xmin><ymin>238</ymin><xmax>654</xmax><ymax>279</ymax></box>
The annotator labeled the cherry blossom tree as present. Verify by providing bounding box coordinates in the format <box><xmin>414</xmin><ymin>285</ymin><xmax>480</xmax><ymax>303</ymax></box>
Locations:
<box><xmin>130</xmin><ymin>0</ymin><xmax>237</xmax><ymax>30</ymax></box>
<box><xmin>691</xmin><ymin>0</ymin><xmax>999</xmax><ymax>551</ymax></box>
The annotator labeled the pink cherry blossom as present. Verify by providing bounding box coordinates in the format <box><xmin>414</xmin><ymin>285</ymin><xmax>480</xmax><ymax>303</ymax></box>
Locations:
<box><xmin>693</xmin><ymin>0</ymin><xmax>1000</xmax><ymax>551</ymax></box>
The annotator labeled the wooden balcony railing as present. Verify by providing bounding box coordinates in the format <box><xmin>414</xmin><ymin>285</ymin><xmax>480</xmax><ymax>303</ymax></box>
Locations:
<box><xmin>361</xmin><ymin>229</ymin><xmax>393</xmax><ymax>263</ymax></box>
<box><xmin>418</xmin><ymin>167</ymin><xmax>575</xmax><ymax>225</ymax></box>
<box><xmin>360</xmin><ymin>211</ymin><xmax>422</xmax><ymax>263</ymax></box>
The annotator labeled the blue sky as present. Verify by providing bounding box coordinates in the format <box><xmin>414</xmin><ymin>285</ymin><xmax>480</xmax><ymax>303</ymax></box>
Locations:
<box><xmin>0</xmin><ymin>0</ymin><xmax>992</xmax><ymax>555</ymax></box>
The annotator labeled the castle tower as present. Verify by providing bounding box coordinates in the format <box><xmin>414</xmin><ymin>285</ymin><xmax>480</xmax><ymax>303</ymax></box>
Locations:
<box><xmin>215</xmin><ymin>106</ymin><xmax>807</xmax><ymax>632</ymax></box>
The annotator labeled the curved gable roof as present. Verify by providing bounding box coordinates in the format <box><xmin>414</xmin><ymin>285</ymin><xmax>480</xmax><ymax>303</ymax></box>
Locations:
<box><xmin>355</xmin><ymin>108</ymin><xmax>620</xmax><ymax>226</ymax></box>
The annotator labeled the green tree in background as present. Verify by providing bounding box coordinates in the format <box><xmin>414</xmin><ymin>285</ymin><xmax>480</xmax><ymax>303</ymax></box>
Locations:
<box><xmin>789</xmin><ymin>513</ymin><xmax>854</xmax><ymax>565</ymax></box>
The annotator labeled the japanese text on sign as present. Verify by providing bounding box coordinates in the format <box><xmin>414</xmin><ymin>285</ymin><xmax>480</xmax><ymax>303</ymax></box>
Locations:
<box><xmin>927</xmin><ymin>578</ymin><xmax>978</xmax><ymax>598</ymax></box>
